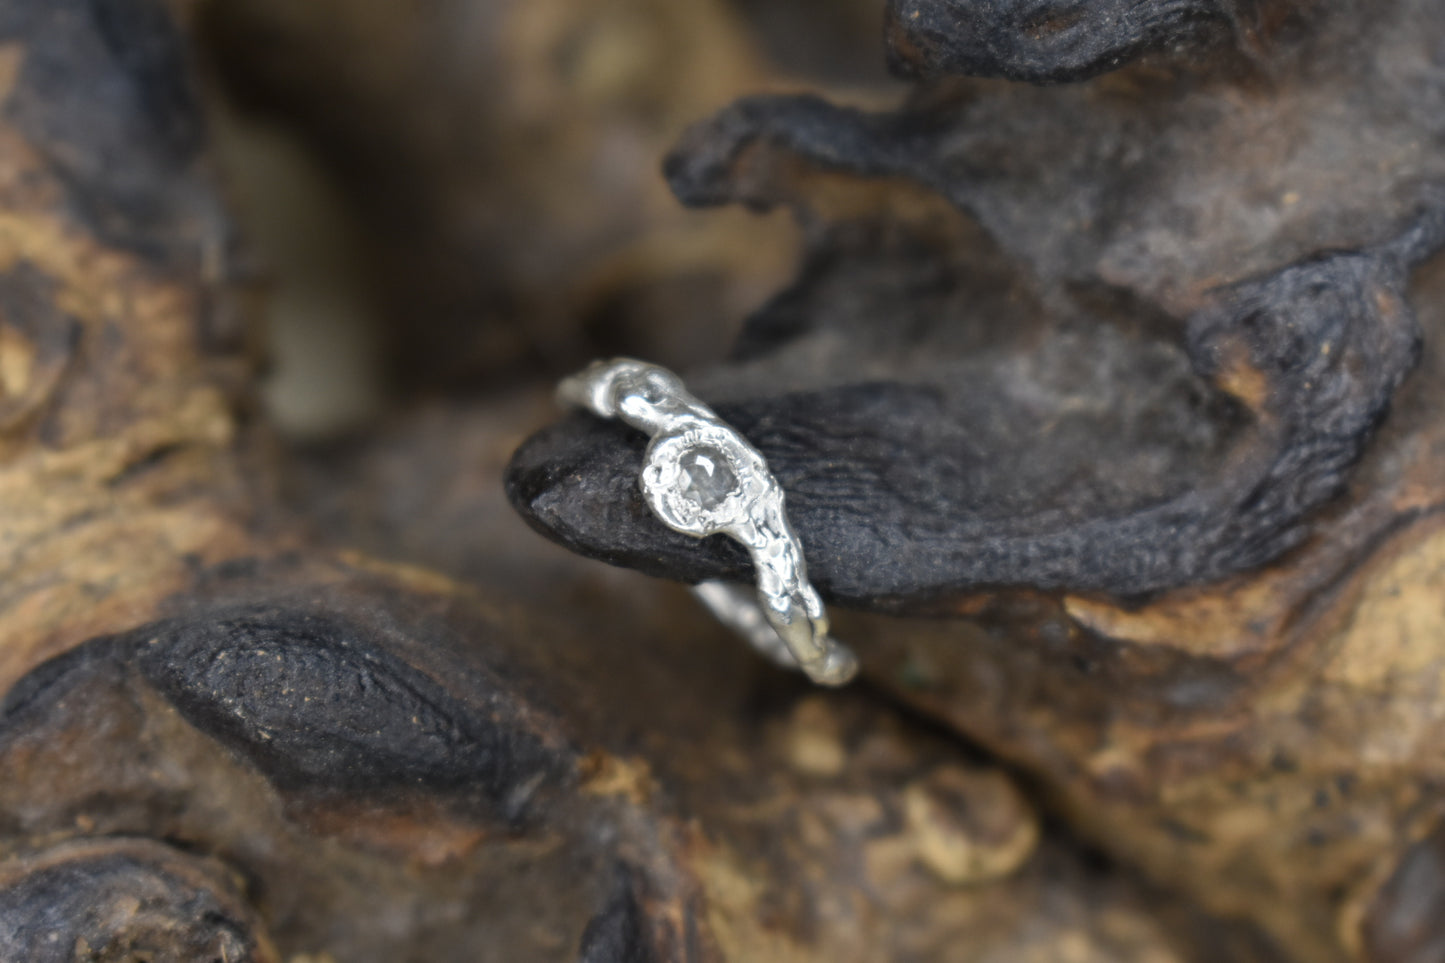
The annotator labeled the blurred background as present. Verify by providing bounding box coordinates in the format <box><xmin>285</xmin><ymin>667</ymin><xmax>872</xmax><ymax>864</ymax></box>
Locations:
<box><xmin>199</xmin><ymin>0</ymin><xmax>898</xmax><ymax>439</ymax></box>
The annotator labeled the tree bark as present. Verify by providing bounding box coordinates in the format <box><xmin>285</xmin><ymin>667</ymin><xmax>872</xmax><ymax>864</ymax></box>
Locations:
<box><xmin>2</xmin><ymin>1</ymin><xmax>1442</xmax><ymax>961</ymax></box>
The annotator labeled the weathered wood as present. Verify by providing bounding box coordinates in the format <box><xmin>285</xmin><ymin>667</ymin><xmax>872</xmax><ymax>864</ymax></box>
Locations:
<box><xmin>507</xmin><ymin>2</ymin><xmax>1445</xmax><ymax>960</ymax></box>
<box><xmin>0</xmin><ymin>0</ymin><xmax>1293</xmax><ymax>960</ymax></box>
<box><xmin>513</xmin><ymin>0</ymin><xmax>1445</xmax><ymax>603</ymax></box>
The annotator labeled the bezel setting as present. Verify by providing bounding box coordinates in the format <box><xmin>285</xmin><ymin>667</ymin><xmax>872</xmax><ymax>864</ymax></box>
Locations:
<box><xmin>642</xmin><ymin>426</ymin><xmax>763</xmax><ymax>536</ymax></box>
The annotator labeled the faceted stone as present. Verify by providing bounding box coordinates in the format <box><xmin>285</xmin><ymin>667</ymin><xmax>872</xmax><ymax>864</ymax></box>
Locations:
<box><xmin>679</xmin><ymin>447</ymin><xmax>738</xmax><ymax>510</ymax></box>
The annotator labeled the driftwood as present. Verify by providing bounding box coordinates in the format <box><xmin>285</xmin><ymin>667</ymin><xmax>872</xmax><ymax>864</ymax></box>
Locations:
<box><xmin>0</xmin><ymin>0</ymin><xmax>1442</xmax><ymax>962</ymax></box>
<box><xmin>509</xmin><ymin>1</ymin><xmax>1445</xmax><ymax>960</ymax></box>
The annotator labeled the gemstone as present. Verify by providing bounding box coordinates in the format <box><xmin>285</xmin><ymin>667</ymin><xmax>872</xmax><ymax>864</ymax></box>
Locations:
<box><xmin>678</xmin><ymin>446</ymin><xmax>738</xmax><ymax>510</ymax></box>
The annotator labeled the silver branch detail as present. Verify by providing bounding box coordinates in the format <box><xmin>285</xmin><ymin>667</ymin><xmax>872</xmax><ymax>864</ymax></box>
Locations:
<box><xmin>558</xmin><ymin>358</ymin><xmax>858</xmax><ymax>686</ymax></box>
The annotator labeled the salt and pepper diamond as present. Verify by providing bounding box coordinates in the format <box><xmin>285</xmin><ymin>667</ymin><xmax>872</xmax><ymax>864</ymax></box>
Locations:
<box><xmin>642</xmin><ymin>429</ymin><xmax>755</xmax><ymax>535</ymax></box>
<box><xmin>678</xmin><ymin>446</ymin><xmax>738</xmax><ymax>510</ymax></box>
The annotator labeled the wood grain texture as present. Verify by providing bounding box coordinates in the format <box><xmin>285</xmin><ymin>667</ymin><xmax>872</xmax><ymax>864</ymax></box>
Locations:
<box><xmin>0</xmin><ymin>0</ymin><xmax>1294</xmax><ymax>960</ymax></box>
<box><xmin>505</xmin><ymin>1</ymin><xmax>1445</xmax><ymax>960</ymax></box>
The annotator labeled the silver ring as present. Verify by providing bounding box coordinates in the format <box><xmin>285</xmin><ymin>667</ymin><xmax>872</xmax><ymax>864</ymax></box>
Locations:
<box><xmin>558</xmin><ymin>358</ymin><xmax>858</xmax><ymax>686</ymax></box>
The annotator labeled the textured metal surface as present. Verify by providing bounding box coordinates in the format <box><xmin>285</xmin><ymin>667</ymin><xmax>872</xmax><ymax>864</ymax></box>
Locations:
<box><xmin>558</xmin><ymin>358</ymin><xmax>857</xmax><ymax>684</ymax></box>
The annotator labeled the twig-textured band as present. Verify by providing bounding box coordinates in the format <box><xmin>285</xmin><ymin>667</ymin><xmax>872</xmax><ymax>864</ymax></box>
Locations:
<box><xmin>559</xmin><ymin>358</ymin><xmax>858</xmax><ymax>685</ymax></box>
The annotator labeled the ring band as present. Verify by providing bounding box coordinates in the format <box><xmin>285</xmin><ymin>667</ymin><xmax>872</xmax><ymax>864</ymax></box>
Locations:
<box><xmin>558</xmin><ymin>358</ymin><xmax>858</xmax><ymax>686</ymax></box>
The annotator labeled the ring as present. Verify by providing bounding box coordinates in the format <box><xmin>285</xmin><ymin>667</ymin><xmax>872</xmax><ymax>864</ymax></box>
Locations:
<box><xmin>558</xmin><ymin>358</ymin><xmax>859</xmax><ymax>686</ymax></box>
